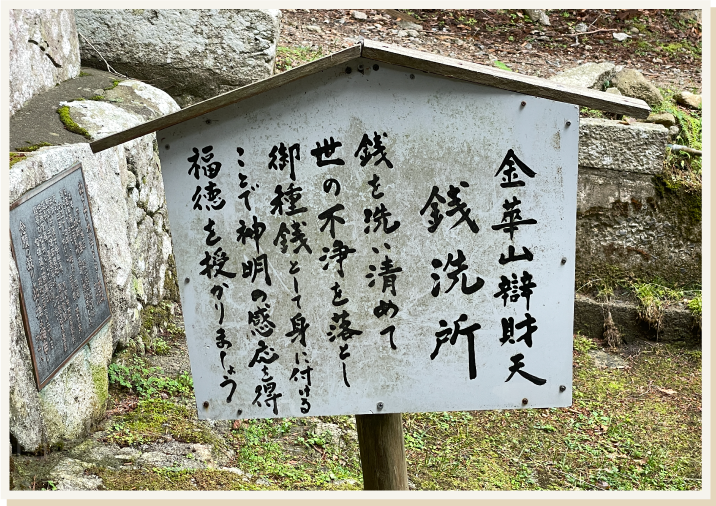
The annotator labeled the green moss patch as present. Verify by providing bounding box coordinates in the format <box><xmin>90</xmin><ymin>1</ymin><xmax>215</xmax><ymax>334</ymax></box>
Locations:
<box><xmin>103</xmin><ymin>79</ymin><xmax>121</xmax><ymax>91</ymax></box>
<box><xmin>95</xmin><ymin>467</ymin><xmax>262</xmax><ymax>491</ymax></box>
<box><xmin>9</xmin><ymin>152</ymin><xmax>28</xmax><ymax>168</ymax></box>
<box><xmin>15</xmin><ymin>142</ymin><xmax>52</xmax><ymax>152</ymax></box>
<box><xmin>104</xmin><ymin>397</ymin><xmax>220</xmax><ymax>448</ymax></box>
<box><xmin>229</xmin><ymin>417</ymin><xmax>363</xmax><ymax>490</ymax></box>
<box><xmin>163</xmin><ymin>255</ymin><xmax>181</xmax><ymax>303</ymax></box>
<box><xmin>56</xmin><ymin>105</ymin><xmax>91</xmax><ymax>139</ymax></box>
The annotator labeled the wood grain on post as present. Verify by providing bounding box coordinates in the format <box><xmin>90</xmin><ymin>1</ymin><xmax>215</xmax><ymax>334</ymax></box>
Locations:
<box><xmin>355</xmin><ymin>413</ymin><xmax>409</xmax><ymax>490</ymax></box>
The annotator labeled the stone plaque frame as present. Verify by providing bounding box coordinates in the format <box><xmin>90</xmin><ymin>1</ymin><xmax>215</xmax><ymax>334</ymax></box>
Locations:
<box><xmin>10</xmin><ymin>163</ymin><xmax>111</xmax><ymax>390</ymax></box>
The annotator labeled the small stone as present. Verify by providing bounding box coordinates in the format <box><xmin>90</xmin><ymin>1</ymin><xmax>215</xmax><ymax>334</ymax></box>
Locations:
<box><xmin>406</xmin><ymin>29</ymin><xmax>419</xmax><ymax>38</ymax></box>
<box><xmin>549</xmin><ymin>62</ymin><xmax>615</xmax><ymax>90</ymax></box>
<box><xmin>644</xmin><ymin>112</ymin><xmax>676</xmax><ymax>128</ymax></box>
<box><xmin>584</xmin><ymin>45</ymin><xmax>592</xmax><ymax>50</ymax></box>
<box><xmin>668</xmin><ymin>125</ymin><xmax>680</xmax><ymax>138</ymax></box>
<box><xmin>575</xmin><ymin>23</ymin><xmax>587</xmax><ymax>33</ymax></box>
<box><xmin>524</xmin><ymin>43</ymin><xmax>532</xmax><ymax>49</ymax></box>
<box><xmin>524</xmin><ymin>9</ymin><xmax>550</xmax><ymax>26</ymax></box>
<box><xmin>675</xmin><ymin>90</ymin><xmax>702</xmax><ymax>109</ymax></box>
<box><xmin>352</xmin><ymin>11</ymin><xmax>367</xmax><ymax>20</ymax></box>
<box><xmin>676</xmin><ymin>10</ymin><xmax>701</xmax><ymax>23</ymax></box>
<box><xmin>397</xmin><ymin>30</ymin><xmax>408</xmax><ymax>37</ymax></box>
<box><xmin>397</xmin><ymin>20</ymin><xmax>422</xmax><ymax>31</ymax></box>
<box><xmin>305</xmin><ymin>25</ymin><xmax>322</xmax><ymax>33</ymax></box>
<box><xmin>630</xmin><ymin>27</ymin><xmax>640</xmax><ymax>34</ymax></box>
<box><xmin>613</xmin><ymin>33</ymin><xmax>629</xmax><ymax>42</ymax></box>
<box><xmin>605</xmin><ymin>88</ymin><xmax>622</xmax><ymax>96</ymax></box>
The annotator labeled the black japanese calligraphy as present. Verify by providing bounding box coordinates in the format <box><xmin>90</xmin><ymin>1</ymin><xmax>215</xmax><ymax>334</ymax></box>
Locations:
<box><xmin>319</xmin><ymin>240</ymin><xmax>356</xmax><ymax>277</ymax></box>
<box><xmin>430</xmin><ymin>314</ymin><xmax>481</xmax><ymax>380</ymax></box>
<box><xmin>500</xmin><ymin>313</ymin><xmax>537</xmax><ymax>347</ymax></box>
<box><xmin>311</xmin><ymin>137</ymin><xmax>345</xmax><ymax>166</ymax></box>
<box><xmin>317</xmin><ymin>204</ymin><xmax>346</xmax><ymax>239</ymax></box>
<box><xmin>354</xmin><ymin>131</ymin><xmax>393</xmax><ymax>168</ymax></box>
<box><xmin>491</xmin><ymin>196</ymin><xmax>537</xmax><ymax>240</ymax></box>
<box><xmin>495</xmin><ymin>149</ymin><xmax>536</xmax><ymax>188</ymax></box>
<box><xmin>268</xmin><ymin>142</ymin><xmax>300</xmax><ymax>181</ymax></box>
<box><xmin>364</xmin><ymin>203</ymin><xmax>400</xmax><ymax>234</ymax></box>
<box><xmin>494</xmin><ymin>271</ymin><xmax>536</xmax><ymax>310</ymax></box>
<box><xmin>505</xmin><ymin>353</ymin><xmax>546</xmax><ymax>385</ymax></box>
<box><xmin>199</xmin><ymin>247</ymin><xmax>237</xmax><ymax>279</ymax></box>
<box><xmin>241</xmin><ymin>253</ymin><xmax>272</xmax><ymax>286</ymax></box>
<box><xmin>236</xmin><ymin>216</ymin><xmax>266</xmax><ymax>253</ymax></box>
<box><xmin>431</xmin><ymin>249</ymin><xmax>484</xmax><ymax>296</ymax></box>
<box><xmin>188</xmin><ymin>146</ymin><xmax>221</xmax><ymax>179</ymax></box>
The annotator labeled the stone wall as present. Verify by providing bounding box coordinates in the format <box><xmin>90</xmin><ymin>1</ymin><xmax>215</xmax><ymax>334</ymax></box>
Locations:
<box><xmin>9</xmin><ymin>9</ymin><xmax>81</xmax><ymax>116</ymax></box>
<box><xmin>575</xmin><ymin>118</ymin><xmax>701</xmax><ymax>288</ymax></box>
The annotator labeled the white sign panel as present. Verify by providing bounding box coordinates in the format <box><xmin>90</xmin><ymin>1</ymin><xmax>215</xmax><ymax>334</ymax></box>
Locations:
<box><xmin>158</xmin><ymin>58</ymin><xmax>578</xmax><ymax>420</ymax></box>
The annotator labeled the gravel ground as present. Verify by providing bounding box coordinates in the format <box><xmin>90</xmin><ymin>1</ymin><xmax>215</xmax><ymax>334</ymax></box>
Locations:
<box><xmin>276</xmin><ymin>9</ymin><xmax>701</xmax><ymax>93</ymax></box>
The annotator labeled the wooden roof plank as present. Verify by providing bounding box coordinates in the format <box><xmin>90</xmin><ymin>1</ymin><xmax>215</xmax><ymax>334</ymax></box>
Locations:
<box><xmin>90</xmin><ymin>44</ymin><xmax>362</xmax><ymax>153</ymax></box>
<box><xmin>90</xmin><ymin>39</ymin><xmax>651</xmax><ymax>153</ymax></box>
<box><xmin>362</xmin><ymin>39</ymin><xmax>651</xmax><ymax>119</ymax></box>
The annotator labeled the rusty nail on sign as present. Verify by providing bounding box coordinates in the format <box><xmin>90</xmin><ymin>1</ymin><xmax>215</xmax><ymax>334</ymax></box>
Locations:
<box><xmin>522</xmin><ymin>398</ymin><xmax>528</xmax><ymax>405</ymax></box>
<box><xmin>566</xmin><ymin>121</ymin><xmax>572</xmax><ymax>127</ymax></box>
<box><xmin>521</xmin><ymin>101</ymin><xmax>526</xmax><ymax>107</ymax></box>
<box><xmin>184</xmin><ymin>277</ymin><xmax>190</xmax><ymax>284</ymax></box>
<box><xmin>203</xmin><ymin>401</ymin><xmax>210</xmax><ymax>409</ymax></box>
<box><xmin>376</xmin><ymin>402</ymin><xmax>384</xmax><ymax>411</ymax></box>
<box><xmin>560</xmin><ymin>385</ymin><xmax>566</xmax><ymax>392</ymax></box>
<box><xmin>561</xmin><ymin>257</ymin><xmax>567</xmax><ymax>265</ymax></box>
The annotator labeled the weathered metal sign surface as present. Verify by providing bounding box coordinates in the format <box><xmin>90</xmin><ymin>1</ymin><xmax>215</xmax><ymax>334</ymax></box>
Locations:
<box><xmin>158</xmin><ymin>58</ymin><xmax>578</xmax><ymax>420</ymax></box>
<box><xmin>9</xmin><ymin>163</ymin><xmax>111</xmax><ymax>389</ymax></box>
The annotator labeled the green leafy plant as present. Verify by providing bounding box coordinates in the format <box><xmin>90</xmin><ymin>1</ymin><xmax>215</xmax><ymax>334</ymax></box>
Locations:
<box><xmin>275</xmin><ymin>46</ymin><xmax>324</xmax><ymax>72</ymax></box>
<box><xmin>108</xmin><ymin>357</ymin><xmax>193</xmax><ymax>398</ymax></box>
<box><xmin>632</xmin><ymin>282</ymin><xmax>700</xmax><ymax>335</ymax></box>
<box><xmin>493</xmin><ymin>60</ymin><xmax>512</xmax><ymax>71</ymax></box>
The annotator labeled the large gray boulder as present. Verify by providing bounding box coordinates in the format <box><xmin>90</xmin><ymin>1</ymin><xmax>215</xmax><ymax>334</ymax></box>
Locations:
<box><xmin>75</xmin><ymin>9</ymin><xmax>282</xmax><ymax>107</ymax></box>
<box><xmin>549</xmin><ymin>62</ymin><xmax>615</xmax><ymax>90</ymax></box>
<box><xmin>611</xmin><ymin>68</ymin><xmax>663</xmax><ymax>107</ymax></box>
<box><xmin>9</xmin><ymin>9</ymin><xmax>81</xmax><ymax>116</ymax></box>
<box><xmin>9</xmin><ymin>83</ymin><xmax>179</xmax><ymax>452</ymax></box>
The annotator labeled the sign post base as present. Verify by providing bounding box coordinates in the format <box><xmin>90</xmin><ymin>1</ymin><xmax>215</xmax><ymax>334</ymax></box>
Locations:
<box><xmin>355</xmin><ymin>412</ymin><xmax>409</xmax><ymax>490</ymax></box>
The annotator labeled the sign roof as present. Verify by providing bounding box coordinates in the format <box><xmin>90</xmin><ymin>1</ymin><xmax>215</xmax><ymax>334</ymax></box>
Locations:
<box><xmin>91</xmin><ymin>39</ymin><xmax>650</xmax><ymax>153</ymax></box>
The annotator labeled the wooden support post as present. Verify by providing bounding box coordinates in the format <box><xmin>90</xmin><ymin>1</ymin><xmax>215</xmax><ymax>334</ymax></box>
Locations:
<box><xmin>355</xmin><ymin>412</ymin><xmax>409</xmax><ymax>490</ymax></box>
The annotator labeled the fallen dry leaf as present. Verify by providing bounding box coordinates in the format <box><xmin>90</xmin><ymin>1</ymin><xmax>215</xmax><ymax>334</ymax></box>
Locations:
<box><xmin>656</xmin><ymin>387</ymin><xmax>677</xmax><ymax>395</ymax></box>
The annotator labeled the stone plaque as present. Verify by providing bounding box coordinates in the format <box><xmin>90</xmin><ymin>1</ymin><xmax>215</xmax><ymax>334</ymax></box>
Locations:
<box><xmin>10</xmin><ymin>163</ymin><xmax>111</xmax><ymax>390</ymax></box>
<box><xmin>158</xmin><ymin>58</ymin><xmax>578</xmax><ymax>420</ymax></box>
